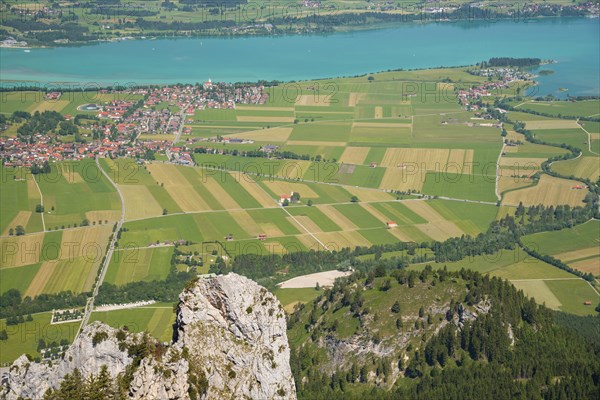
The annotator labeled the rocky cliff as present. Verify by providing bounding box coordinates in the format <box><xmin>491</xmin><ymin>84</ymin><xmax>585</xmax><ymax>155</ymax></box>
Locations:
<box><xmin>1</xmin><ymin>273</ymin><xmax>296</xmax><ymax>400</ymax></box>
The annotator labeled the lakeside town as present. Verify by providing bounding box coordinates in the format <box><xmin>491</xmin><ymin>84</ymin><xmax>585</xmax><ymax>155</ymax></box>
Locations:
<box><xmin>0</xmin><ymin>82</ymin><xmax>268</xmax><ymax>168</ymax></box>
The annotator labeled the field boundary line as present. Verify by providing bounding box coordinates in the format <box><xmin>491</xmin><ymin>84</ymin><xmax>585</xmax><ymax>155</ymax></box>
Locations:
<box><xmin>251</xmin><ymin>180</ymin><xmax>331</xmax><ymax>251</ymax></box>
<box><xmin>577</xmin><ymin>119</ymin><xmax>599</xmax><ymax>156</ymax></box>
<box><xmin>77</xmin><ymin>158</ymin><xmax>126</xmax><ymax>338</ymax></box>
<box><xmin>509</xmin><ymin>278</ymin><xmax>583</xmax><ymax>282</ymax></box>
<box><xmin>585</xmin><ymin>280</ymin><xmax>600</xmax><ymax>297</ymax></box>
<box><xmin>495</xmin><ymin>141</ymin><xmax>505</xmax><ymax>201</ymax></box>
<box><xmin>32</xmin><ymin>175</ymin><xmax>46</xmax><ymax>232</ymax></box>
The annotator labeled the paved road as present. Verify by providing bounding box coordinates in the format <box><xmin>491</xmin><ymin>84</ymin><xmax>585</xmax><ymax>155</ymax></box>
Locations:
<box><xmin>173</xmin><ymin>102</ymin><xmax>191</xmax><ymax>144</ymax></box>
<box><xmin>77</xmin><ymin>158</ymin><xmax>125</xmax><ymax>337</ymax></box>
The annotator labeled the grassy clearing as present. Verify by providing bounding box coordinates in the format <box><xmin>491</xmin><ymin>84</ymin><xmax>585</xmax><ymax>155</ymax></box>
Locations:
<box><xmin>105</xmin><ymin>246</ymin><xmax>174</xmax><ymax>286</ymax></box>
<box><xmin>544</xmin><ymin>280</ymin><xmax>599</xmax><ymax>316</ymax></box>
<box><xmin>273</xmin><ymin>287</ymin><xmax>322</xmax><ymax>313</ymax></box>
<box><xmin>0</xmin><ymin>312</ymin><xmax>81</xmax><ymax>364</ymax></box>
<box><xmin>427</xmin><ymin>199</ymin><xmax>497</xmax><ymax>235</ymax></box>
<box><xmin>90</xmin><ymin>306</ymin><xmax>175</xmax><ymax>342</ymax></box>
<box><xmin>502</xmin><ymin>174</ymin><xmax>587</xmax><ymax>207</ymax></box>
<box><xmin>0</xmin><ymin>168</ymin><xmax>44</xmax><ymax>234</ymax></box>
<box><xmin>36</xmin><ymin>159</ymin><xmax>120</xmax><ymax>229</ymax></box>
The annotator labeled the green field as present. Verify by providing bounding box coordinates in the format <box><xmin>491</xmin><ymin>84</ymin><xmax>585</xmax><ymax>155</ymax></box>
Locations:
<box><xmin>0</xmin><ymin>312</ymin><xmax>81</xmax><ymax>364</ymax></box>
<box><xmin>35</xmin><ymin>159</ymin><xmax>121</xmax><ymax>229</ymax></box>
<box><xmin>105</xmin><ymin>246</ymin><xmax>175</xmax><ymax>286</ymax></box>
<box><xmin>0</xmin><ymin>262</ymin><xmax>42</xmax><ymax>295</ymax></box>
<box><xmin>273</xmin><ymin>287</ymin><xmax>322</xmax><ymax>312</ymax></box>
<box><xmin>0</xmin><ymin>168</ymin><xmax>44</xmax><ymax>234</ymax></box>
<box><xmin>523</xmin><ymin>220</ymin><xmax>600</xmax><ymax>256</ymax></box>
<box><xmin>89</xmin><ymin>305</ymin><xmax>176</xmax><ymax>342</ymax></box>
<box><xmin>513</xmin><ymin>100</ymin><xmax>600</xmax><ymax>118</ymax></box>
<box><xmin>410</xmin><ymin>247</ymin><xmax>598</xmax><ymax>315</ymax></box>
<box><xmin>422</xmin><ymin>172</ymin><xmax>497</xmax><ymax>202</ymax></box>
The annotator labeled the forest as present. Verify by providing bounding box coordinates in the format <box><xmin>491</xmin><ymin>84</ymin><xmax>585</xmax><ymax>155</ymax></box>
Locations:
<box><xmin>287</xmin><ymin>268</ymin><xmax>600</xmax><ymax>400</ymax></box>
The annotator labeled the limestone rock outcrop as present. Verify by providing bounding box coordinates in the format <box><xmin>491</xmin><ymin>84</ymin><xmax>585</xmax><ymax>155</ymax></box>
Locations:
<box><xmin>1</xmin><ymin>273</ymin><xmax>296</xmax><ymax>400</ymax></box>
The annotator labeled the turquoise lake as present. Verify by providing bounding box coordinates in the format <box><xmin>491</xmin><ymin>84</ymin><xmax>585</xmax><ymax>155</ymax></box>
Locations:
<box><xmin>1</xmin><ymin>17</ymin><xmax>598</xmax><ymax>97</ymax></box>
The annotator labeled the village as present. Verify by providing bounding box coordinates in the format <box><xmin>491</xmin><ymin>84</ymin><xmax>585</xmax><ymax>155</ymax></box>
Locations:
<box><xmin>0</xmin><ymin>82</ymin><xmax>268</xmax><ymax>168</ymax></box>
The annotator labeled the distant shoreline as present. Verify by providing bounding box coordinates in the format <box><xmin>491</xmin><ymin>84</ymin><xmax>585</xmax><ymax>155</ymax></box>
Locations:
<box><xmin>0</xmin><ymin>15</ymin><xmax>593</xmax><ymax>50</ymax></box>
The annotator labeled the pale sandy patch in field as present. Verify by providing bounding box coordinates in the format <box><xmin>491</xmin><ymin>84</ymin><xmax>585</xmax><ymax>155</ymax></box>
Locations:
<box><xmin>85</xmin><ymin>210</ymin><xmax>121</xmax><ymax>224</ymax></box>
<box><xmin>315</xmin><ymin>231</ymin><xmax>371</xmax><ymax>250</ymax></box>
<box><xmin>59</xmin><ymin>165</ymin><xmax>84</xmax><ymax>184</ymax></box>
<box><xmin>227</xmin><ymin>210</ymin><xmax>262</xmax><ymax>236</ymax></box>
<box><xmin>502</xmin><ymin>175</ymin><xmax>587</xmax><ymax>207</ymax></box>
<box><xmin>28</xmin><ymin>100</ymin><xmax>70</xmax><ymax>114</ymax></box>
<box><xmin>553</xmin><ymin>156</ymin><xmax>600</xmax><ymax>180</ymax></box>
<box><xmin>278</xmin><ymin>270</ymin><xmax>352</xmax><ymax>288</ymax></box>
<box><xmin>27</xmin><ymin>177</ymin><xmax>41</xmax><ymax>202</ymax></box>
<box><xmin>379</xmin><ymin>167</ymin><xmax>425</xmax><ymax>192</ymax></box>
<box><xmin>569</xmin><ymin>258</ymin><xmax>600</xmax><ymax>275</ymax></box>
<box><xmin>236</xmin><ymin>116</ymin><xmax>295</xmax><ymax>123</ymax></box>
<box><xmin>380</xmin><ymin>148</ymin><xmax>450</xmax><ymax>171</ymax></box>
<box><xmin>24</xmin><ymin>260</ymin><xmax>57</xmax><ymax>297</ymax></box>
<box><xmin>263</xmin><ymin>180</ymin><xmax>318</xmax><ymax>198</ymax></box>
<box><xmin>505</xmin><ymin>130</ymin><xmax>525</xmax><ymax>142</ymax></box>
<box><xmin>60</xmin><ymin>225</ymin><xmax>112</xmax><ymax>260</ymax></box>
<box><xmin>352</xmin><ymin>122</ymin><xmax>411</xmax><ymax>129</ymax></box>
<box><xmin>498</xmin><ymin>157</ymin><xmax>546</xmax><ymax>168</ymax></box>
<box><xmin>590</xmin><ymin>133</ymin><xmax>600</xmax><ymax>140</ymax></box>
<box><xmin>344</xmin><ymin>187</ymin><xmax>395</xmax><ymax>202</ymax></box>
<box><xmin>201</xmin><ymin>176</ymin><xmax>240</xmax><ymax>210</ymax></box>
<box><xmin>402</xmin><ymin>200</ymin><xmax>464</xmax><ymax>241</ymax></box>
<box><xmin>236</xmin><ymin>105</ymin><xmax>294</xmax><ymax>111</ymax></box>
<box><xmin>2</xmin><ymin>211</ymin><xmax>32</xmax><ymax>236</ymax></box>
<box><xmin>229</xmin><ymin>127</ymin><xmax>293</xmax><ymax>142</ymax></box>
<box><xmin>374</xmin><ymin>106</ymin><xmax>383</xmax><ymax>119</ymax></box>
<box><xmin>339</xmin><ymin>146</ymin><xmax>370</xmax><ymax>165</ymax></box>
<box><xmin>348</xmin><ymin>93</ymin><xmax>360</xmax><ymax>107</ymax></box>
<box><xmin>147</xmin><ymin>164</ymin><xmax>210</xmax><ymax>212</ymax></box>
<box><xmin>285</xmin><ymin>140</ymin><xmax>347</xmax><ymax>147</ymax></box>
<box><xmin>138</xmin><ymin>134</ymin><xmax>176</xmax><ymax>141</ymax></box>
<box><xmin>295</xmin><ymin>233</ymin><xmax>324</xmax><ymax>251</ymax></box>
<box><xmin>317</xmin><ymin>205</ymin><xmax>358</xmax><ymax>230</ymax></box>
<box><xmin>259</xmin><ymin>223</ymin><xmax>284</xmax><ymax>237</ymax></box>
<box><xmin>387</xmin><ymin>227</ymin><xmax>417</xmax><ymax>242</ymax></box>
<box><xmin>359</xmin><ymin>203</ymin><xmax>390</xmax><ymax>224</ymax></box>
<box><xmin>119</xmin><ymin>185</ymin><xmax>164</xmax><ymax>220</ymax></box>
<box><xmin>292</xmin><ymin>216</ymin><xmax>323</xmax><ymax>233</ymax></box>
<box><xmin>497</xmin><ymin>175</ymin><xmax>534</xmax><ymax>194</ymax></box>
<box><xmin>525</xmin><ymin>120</ymin><xmax>580</xmax><ymax>130</ymax></box>
<box><xmin>511</xmin><ymin>280</ymin><xmax>562</xmax><ymax>310</ymax></box>
<box><xmin>0</xmin><ymin>233</ymin><xmax>44</xmax><ymax>268</ymax></box>
<box><xmin>555</xmin><ymin>247</ymin><xmax>600</xmax><ymax>263</ymax></box>
<box><xmin>296</xmin><ymin>94</ymin><xmax>332</xmax><ymax>106</ymax></box>
<box><xmin>445</xmin><ymin>149</ymin><xmax>465</xmax><ymax>169</ymax></box>
<box><xmin>229</xmin><ymin>173</ymin><xmax>277</xmax><ymax>207</ymax></box>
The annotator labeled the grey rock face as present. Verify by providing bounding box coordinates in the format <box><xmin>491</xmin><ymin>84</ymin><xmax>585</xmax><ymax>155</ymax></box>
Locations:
<box><xmin>1</xmin><ymin>273</ymin><xmax>296</xmax><ymax>400</ymax></box>
<box><xmin>175</xmin><ymin>273</ymin><xmax>296</xmax><ymax>400</ymax></box>
<box><xmin>2</xmin><ymin>322</ymin><xmax>135</xmax><ymax>400</ymax></box>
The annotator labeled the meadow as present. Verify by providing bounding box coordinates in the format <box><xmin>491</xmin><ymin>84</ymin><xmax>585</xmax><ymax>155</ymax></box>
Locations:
<box><xmin>89</xmin><ymin>304</ymin><xmax>175</xmax><ymax>342</ymax></box>
<box><xmin>410</xmin><ymin>247</ymin><xmax>599</xmax><ymax>316</ymax></box>
<box><xmin>104</xmin><ymin>246</ymin><xmax>175</xmax><ymax>286</ymax></box>
<box><xmin>35</xmin><ymin>159</ymin><xmax>121</xmax><ymax>229</ymax></box>
<box><xmin>523</xmin><ymin>221</ymin><xmax>600</xmax><ymax>276</ymax></box>
<box><xmin>0</xmin><ymin>225</ymin><xmax>112</xmax><ymax>295</ymax></box>
<box><xmin>0</xmin><ymin>167</ymin><xmax>44</xmax><ymax>235</ymax></box>
<box><xmin>0</xmin><ymin>312</ymin><xmax>81</xmax><ymax>364</ymax></box>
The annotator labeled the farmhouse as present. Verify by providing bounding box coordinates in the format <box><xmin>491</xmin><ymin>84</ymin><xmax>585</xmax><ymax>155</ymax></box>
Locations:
<box><xmin>258</xmin><ymin>234</ymin><xmax>267</xmax><ymax>240</ymax></box>
<box><xmin>386</xmin><ymin>221</ymin><xmax>398</xmax><ymax>228</ymax></box>
<box><xmin>279</xmin><ymin>194</ymin><xmax>292</xmax><ymax>204</ymax></box>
